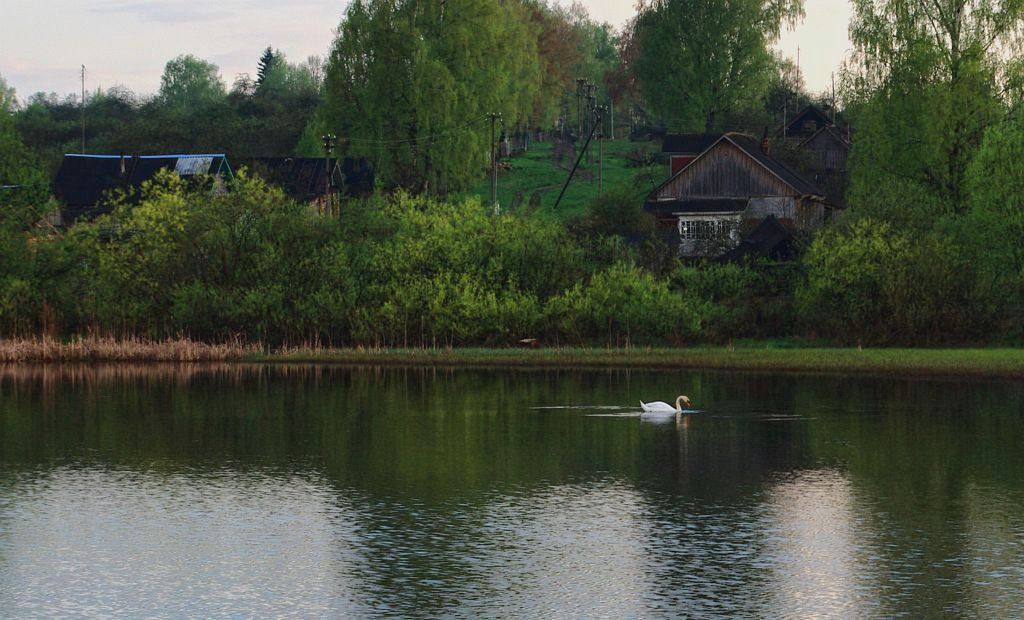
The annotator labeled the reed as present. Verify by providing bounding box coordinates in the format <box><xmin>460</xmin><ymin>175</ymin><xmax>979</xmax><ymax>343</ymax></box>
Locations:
<box><xmin>0</xmin><ymin>336</ymin><xmax>260</xmax><ymax>363</ymax></box>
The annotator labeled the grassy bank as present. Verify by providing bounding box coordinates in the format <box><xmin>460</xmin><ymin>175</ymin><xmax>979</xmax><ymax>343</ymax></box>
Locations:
<box><xmin>5</xmin><ymin>338</ymin><xmax>1024</xmax><ymax>380</ymax></box>
<box><xmin>260</xmin><ymin>346</ymin><xmax>1024</xmax><ymax>380</ymax></box>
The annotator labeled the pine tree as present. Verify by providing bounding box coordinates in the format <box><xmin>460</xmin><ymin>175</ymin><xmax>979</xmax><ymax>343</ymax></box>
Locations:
<box><xmin>256</xmin><ymin>47</ymin><xmax>281</xmax><ymax>87</ymax></box>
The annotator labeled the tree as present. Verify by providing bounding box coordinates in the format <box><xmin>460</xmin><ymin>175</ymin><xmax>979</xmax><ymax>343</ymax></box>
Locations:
<box><xmin>631</xmin><ymin>0</ymin><xmax>804</xmax><ymax>132</ymax></box>
<box><xmin>844</xmin><ymin>0</ymin><xmax>1024</xmax><ymax>222</ymax></box>
<box><xmin>256</xmin><ymin>47</ymin><xmax>283</xmax><ymax>88</ymax></box>
<box><xmin>158</xmin><ymin>55</ymin><xmax>226</xmax><ymax>108</ymax></box>
<box><xmin>0</xmin><ymin>73</ymin><xmax>16</xmax><ymax>113</ymax></box>
<box><xmin>319</xmin><ymin>0</ymin><xmax>541</xmax><ymax>193</ymax></box>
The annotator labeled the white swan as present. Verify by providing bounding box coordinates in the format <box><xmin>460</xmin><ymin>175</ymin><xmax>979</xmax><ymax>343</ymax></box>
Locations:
<box><xmin>640</xmin><ymin>395</ymin><xmax>692</xmax><ymax>414</ymax></box>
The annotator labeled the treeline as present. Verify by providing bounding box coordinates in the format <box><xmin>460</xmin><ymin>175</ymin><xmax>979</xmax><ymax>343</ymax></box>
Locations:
<box><xmin>2</xmin><ymin>0</ymin><xmax>816</xmax><ymax>191</ymax></box>
<box><xmin>0</xmin><ymin>172</ymin><xmax>792</xmax><ymax>346</ymax></box>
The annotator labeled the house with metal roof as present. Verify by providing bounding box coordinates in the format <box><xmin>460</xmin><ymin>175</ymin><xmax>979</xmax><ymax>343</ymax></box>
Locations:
<box><xmin>53</xmin><ymin>154</ymin><xmax>232</xmax><ymax>225</ymax></box>
<box><xmin>644</xmin><ymin>132</ymin><xmax>830</xmax><ymax>257</ymax></box>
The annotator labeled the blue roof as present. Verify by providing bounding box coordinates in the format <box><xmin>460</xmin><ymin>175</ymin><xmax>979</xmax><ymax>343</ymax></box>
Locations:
<box><xmin>64</xmin><ymin>154</ymin><xmax>227</xmax><ymax>159</ymax></box>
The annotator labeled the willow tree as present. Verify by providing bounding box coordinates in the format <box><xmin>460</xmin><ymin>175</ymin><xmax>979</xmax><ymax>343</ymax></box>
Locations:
<box><xmin>319</xmin><ymin>0</ymin><xmax>541</xmax><ymax>194</ymax></box>
<box><xmin>844</xmin><ymin>0</ymin><xmax>1024</xmax><ymax>224</ymax></box>
<box><xmin>631</xmin><ymin>0</ymin><xmax>804</xmax><ymax>132</ymax></box>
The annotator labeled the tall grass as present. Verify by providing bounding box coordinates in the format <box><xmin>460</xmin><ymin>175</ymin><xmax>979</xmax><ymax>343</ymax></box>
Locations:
<box><xmin>0</xmin><ymin>336</ymin><xmax>261</xmax><ymax>363</ymax></box>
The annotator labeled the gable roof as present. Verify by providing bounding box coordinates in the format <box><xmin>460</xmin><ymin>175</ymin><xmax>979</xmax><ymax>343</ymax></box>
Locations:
<box><xmin>777</xmin><ymin>104</ymin><xmax>832</xmax><ymax>138</ymax></box>
<box><xmin>54</xmin><ymin>154</ymin><xmax>230</xmax><ymax>208</ymax></box>
<box><xmin>725</xmin><ymin>133</ymin><xmax>822</xmax><ymax>196</ymax></box>
<box><xmin>646</xmin><ymin>133</ymin><xmax>823</xmax><ymax>207</ymax></box>
<box><xmin>661</xmin><ymin>133</ymin><xmax>721</xmax><ymax>155</ymax></box>
<box><xmin>799</xmin><ymin>124</ymin><xmax>850</xmax><ymax>150</ymax></box>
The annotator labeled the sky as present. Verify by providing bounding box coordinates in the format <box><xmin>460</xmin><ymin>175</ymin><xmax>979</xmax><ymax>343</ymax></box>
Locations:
<box><xmin>0</xmin><ymin>0</ymin><xmax>852</xmax><ymax>101</ymax></box>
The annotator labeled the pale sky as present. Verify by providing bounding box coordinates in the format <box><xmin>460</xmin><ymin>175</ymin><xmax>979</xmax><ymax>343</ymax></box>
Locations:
<box><xmin>0</xmin><ymin>0</ymin><xmax>852</xmax><ymax>101</ymax></box>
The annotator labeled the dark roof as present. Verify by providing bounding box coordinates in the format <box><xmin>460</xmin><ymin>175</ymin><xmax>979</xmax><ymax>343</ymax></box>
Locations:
<box><xmin>799</xmin><ymin>124</ymin><xmax>850</xmax><ymax>149</ymax></box>
<box><xmin>661</xmin><ymin>133</ymin><xmax>721</xmax><ymax>155</ymax></box>
<box><xmin>54</xmin><ymin>154</ymin><xmax>230</xmax><ymax>208</ymax></box>
<box><xmin>645</xmin><ymin>198</ymin><xmax>748</xmax><ymax>217</ymax></box>
<box><xmin>239</xmin><ymin>158</ymin><xmax>375</xmax><ymax>201</ymax></box>
<box><xmin>723</xmin><ymin>133</ymin><xmax>822</xmax><ymax>196</ymax></box>
<box><xmin>718</xmin><ymin>215</ymin><xmax>794</xmax><ymax>262</ymax></box>
<box><xmin>777</xmin><ymin>104</ymin><xmax>832</xmax><ymax>139</ymax></box>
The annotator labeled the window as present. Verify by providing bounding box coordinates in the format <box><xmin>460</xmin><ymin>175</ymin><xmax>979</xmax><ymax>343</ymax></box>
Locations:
<box><xmin>679</xmin><ymin>219</ymin><xmax>731</xmax><ymax>240</ymax></box>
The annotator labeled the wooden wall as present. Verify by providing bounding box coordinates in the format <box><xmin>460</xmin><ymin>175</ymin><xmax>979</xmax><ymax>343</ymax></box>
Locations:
<box><xmin>654</xmin><ymin>141</ymin><xmax>796</xmax><ymax>200</ymax></box>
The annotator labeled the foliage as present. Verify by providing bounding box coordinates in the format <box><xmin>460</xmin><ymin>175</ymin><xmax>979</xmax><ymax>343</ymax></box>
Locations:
<box><xmin>546</xmin><ymin>261</ymin><xmax>703</xmax><ymax>345</ymax></box>
<box><xmin>318</xmin><ymin>0</ymin><xmax>541</xmax><ymax>193</ymax></box>
<box><xmin>158</xmin><ymin>55</ymin><xmax>226</xmax><ymax>108</ymax></box>
<box><xmin>0</xmin><ymin>73</ymin><xmax>16</xmax><ymax>113</ymax></box>
<box><xmin>844</xmin><ymin>0</ymin><xmax>1021</xmax><ymax>222</ymax></box>
<box><xmin>798</xmin><ymin>218</ymin><xmax>984</xmax><ymax>344</ymax></box>
<box><xmin>632</xmin><ymin>0</ymin><xmax>804</xmax><ymax>132</ymax></box>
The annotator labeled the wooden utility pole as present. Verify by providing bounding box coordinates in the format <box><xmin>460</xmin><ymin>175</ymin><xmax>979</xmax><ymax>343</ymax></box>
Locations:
<box><xmin>81</xmin><ymin>65</ymin><xmax>86</xmax><ymax>154</ymax></box>
<box><xmin>576</xmin><ymin>78</ymin><xmax>585</xmax><ymax>138</ymax></box>
<box><xmin>488</xmin><ymin>112</ymin><xmax>501</xmax><ymax>214</ymax></box>
<box><xmin>597</xmin><ymin>106</ymin><xmax>605</xmax><ymax>195</ymax></box>
<box><xmin>609</xmin><ymin>101</ymin><xmax>614</xmax><ymax>141</ymax></box>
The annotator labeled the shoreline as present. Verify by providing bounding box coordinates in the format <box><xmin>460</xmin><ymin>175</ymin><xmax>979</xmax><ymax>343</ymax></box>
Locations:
<box><xmin>3</xmin><ymin>338</ymin><xmax>1024</xmax><ymax>380</ymax></box>
<box><xmin>256</xmin><ymin>347</ymin><xmax>1024</xmax><ymax>380</ymax></box>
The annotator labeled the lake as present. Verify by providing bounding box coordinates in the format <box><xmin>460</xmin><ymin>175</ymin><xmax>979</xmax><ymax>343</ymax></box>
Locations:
<box><xmin>1</xmin><ymin>364</ymin><xmax>1022</xmax><ymax>617</ymax></box>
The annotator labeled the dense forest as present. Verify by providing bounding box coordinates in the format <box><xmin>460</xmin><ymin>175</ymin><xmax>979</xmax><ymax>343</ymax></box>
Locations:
<box><xmin>3</xmin><ymin>0</ymin><xmax>1024</xmax><ymax>347</ymax></box>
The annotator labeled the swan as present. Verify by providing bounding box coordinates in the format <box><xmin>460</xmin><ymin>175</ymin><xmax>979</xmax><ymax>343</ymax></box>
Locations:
<box><xmin>640</xmin><ymin>395</ymin><xmax>692</xmax><ymax>414</ymax></box>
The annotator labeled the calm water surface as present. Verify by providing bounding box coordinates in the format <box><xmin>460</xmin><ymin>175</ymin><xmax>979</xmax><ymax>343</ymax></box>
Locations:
<box><xmin>1</xmin><ymin>364</ymin><xmax>1023</xmax><ymax>617</ymax></box>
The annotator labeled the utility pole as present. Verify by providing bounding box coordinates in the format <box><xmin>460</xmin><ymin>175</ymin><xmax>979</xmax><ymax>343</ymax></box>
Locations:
<box><xmin>609</xmin><ymin>100</ymin><xmax>614</xmax><ymax>141</ymax></box>
<box><xmin>597</xmin><ymin>106</ymin><xmax>606</xmax><ymax>195</ymax></box>
<box><xmin>831</xmin><ymin>73</ymin><xmax>837</xmax><ymax>125</ymax></box>
<box><xmin>81</xmin><ymin>65</ymin><xmax>86</xmax><ymax>154</ymax></box>
<box><xmin>585</xmin><ymin>85</ymin><xmax>595</xmax><ymax>167</ymax></box>
<box><xmin>488</xmin><ymin>112</ymin><xmax>501</xmax><ymax>214</ymax></box>
<box><xmin>322</xmin><ymin>133</ymin><xmax>336</xmax><ymax>213</ymax></box>
<box><xmin>575</xmin><ymin>78</ymin><xmax>585</xmax><ymax>138</ymax></box>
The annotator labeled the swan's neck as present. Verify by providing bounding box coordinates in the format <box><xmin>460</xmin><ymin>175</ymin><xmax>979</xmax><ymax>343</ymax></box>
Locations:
<box><xmin>675</xmin><ymin>396</ymin><xmax>687</xmax><ymax>411</ymax></box>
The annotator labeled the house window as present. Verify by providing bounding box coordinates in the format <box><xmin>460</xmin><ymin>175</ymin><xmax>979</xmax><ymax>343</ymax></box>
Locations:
<box><xmin>679</xmin><ymin>219</ymin><xmax>730</xmax><ymax>240</ymax></box>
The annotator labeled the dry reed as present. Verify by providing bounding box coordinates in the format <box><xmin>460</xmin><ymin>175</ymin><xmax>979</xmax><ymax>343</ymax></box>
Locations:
<box><xmin>0</xmin><ymin>336</ymin><xmax>261</xmax><ymax>363</ymax></box>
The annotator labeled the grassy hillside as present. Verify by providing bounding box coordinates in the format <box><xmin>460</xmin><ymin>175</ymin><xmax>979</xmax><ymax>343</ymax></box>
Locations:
<box><xmin>462</xmin><ymin>138</ymin><xmax>662</xmax><ymax>220</ymax></box>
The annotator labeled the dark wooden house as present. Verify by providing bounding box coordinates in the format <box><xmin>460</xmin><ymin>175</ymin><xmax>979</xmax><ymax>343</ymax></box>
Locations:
<box><xmin>798</xmin><ymin>124</ymin><xmax>850</xmax><ymax>206</ymax></box>
<box><xmin>53</xmin><ymin>154</ymin><xmax>232</xmax><ymax>225</ymax></box>
<box><xmin>238</xmin><ymin>158</ymin><xmax>375</xmax><ymax>204</ymax></box>
<box><xmin>645</xmin><ymin>133</ymin><xmax>828</xmax><ymax>257</ymax></box>
<box><xmin>776</xmin><ymin>104</ymin><xmax>833</xmax><ymax>141</ymax></box>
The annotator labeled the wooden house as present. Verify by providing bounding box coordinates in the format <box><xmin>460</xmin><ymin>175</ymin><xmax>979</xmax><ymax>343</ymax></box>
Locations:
<box><xmin>644</xmin><ymin>133</ymin><xmax>828</xmax><ymax>257</ymax></box>
<box><xmin>53</xmin><ymin>154</ymin><xmax>232</xmax><ymax>225</ymax></box>
<box><xmin>238</xmin><ymin>157</ymin><xmax>375</xmax><ymax>205</ymax></box>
